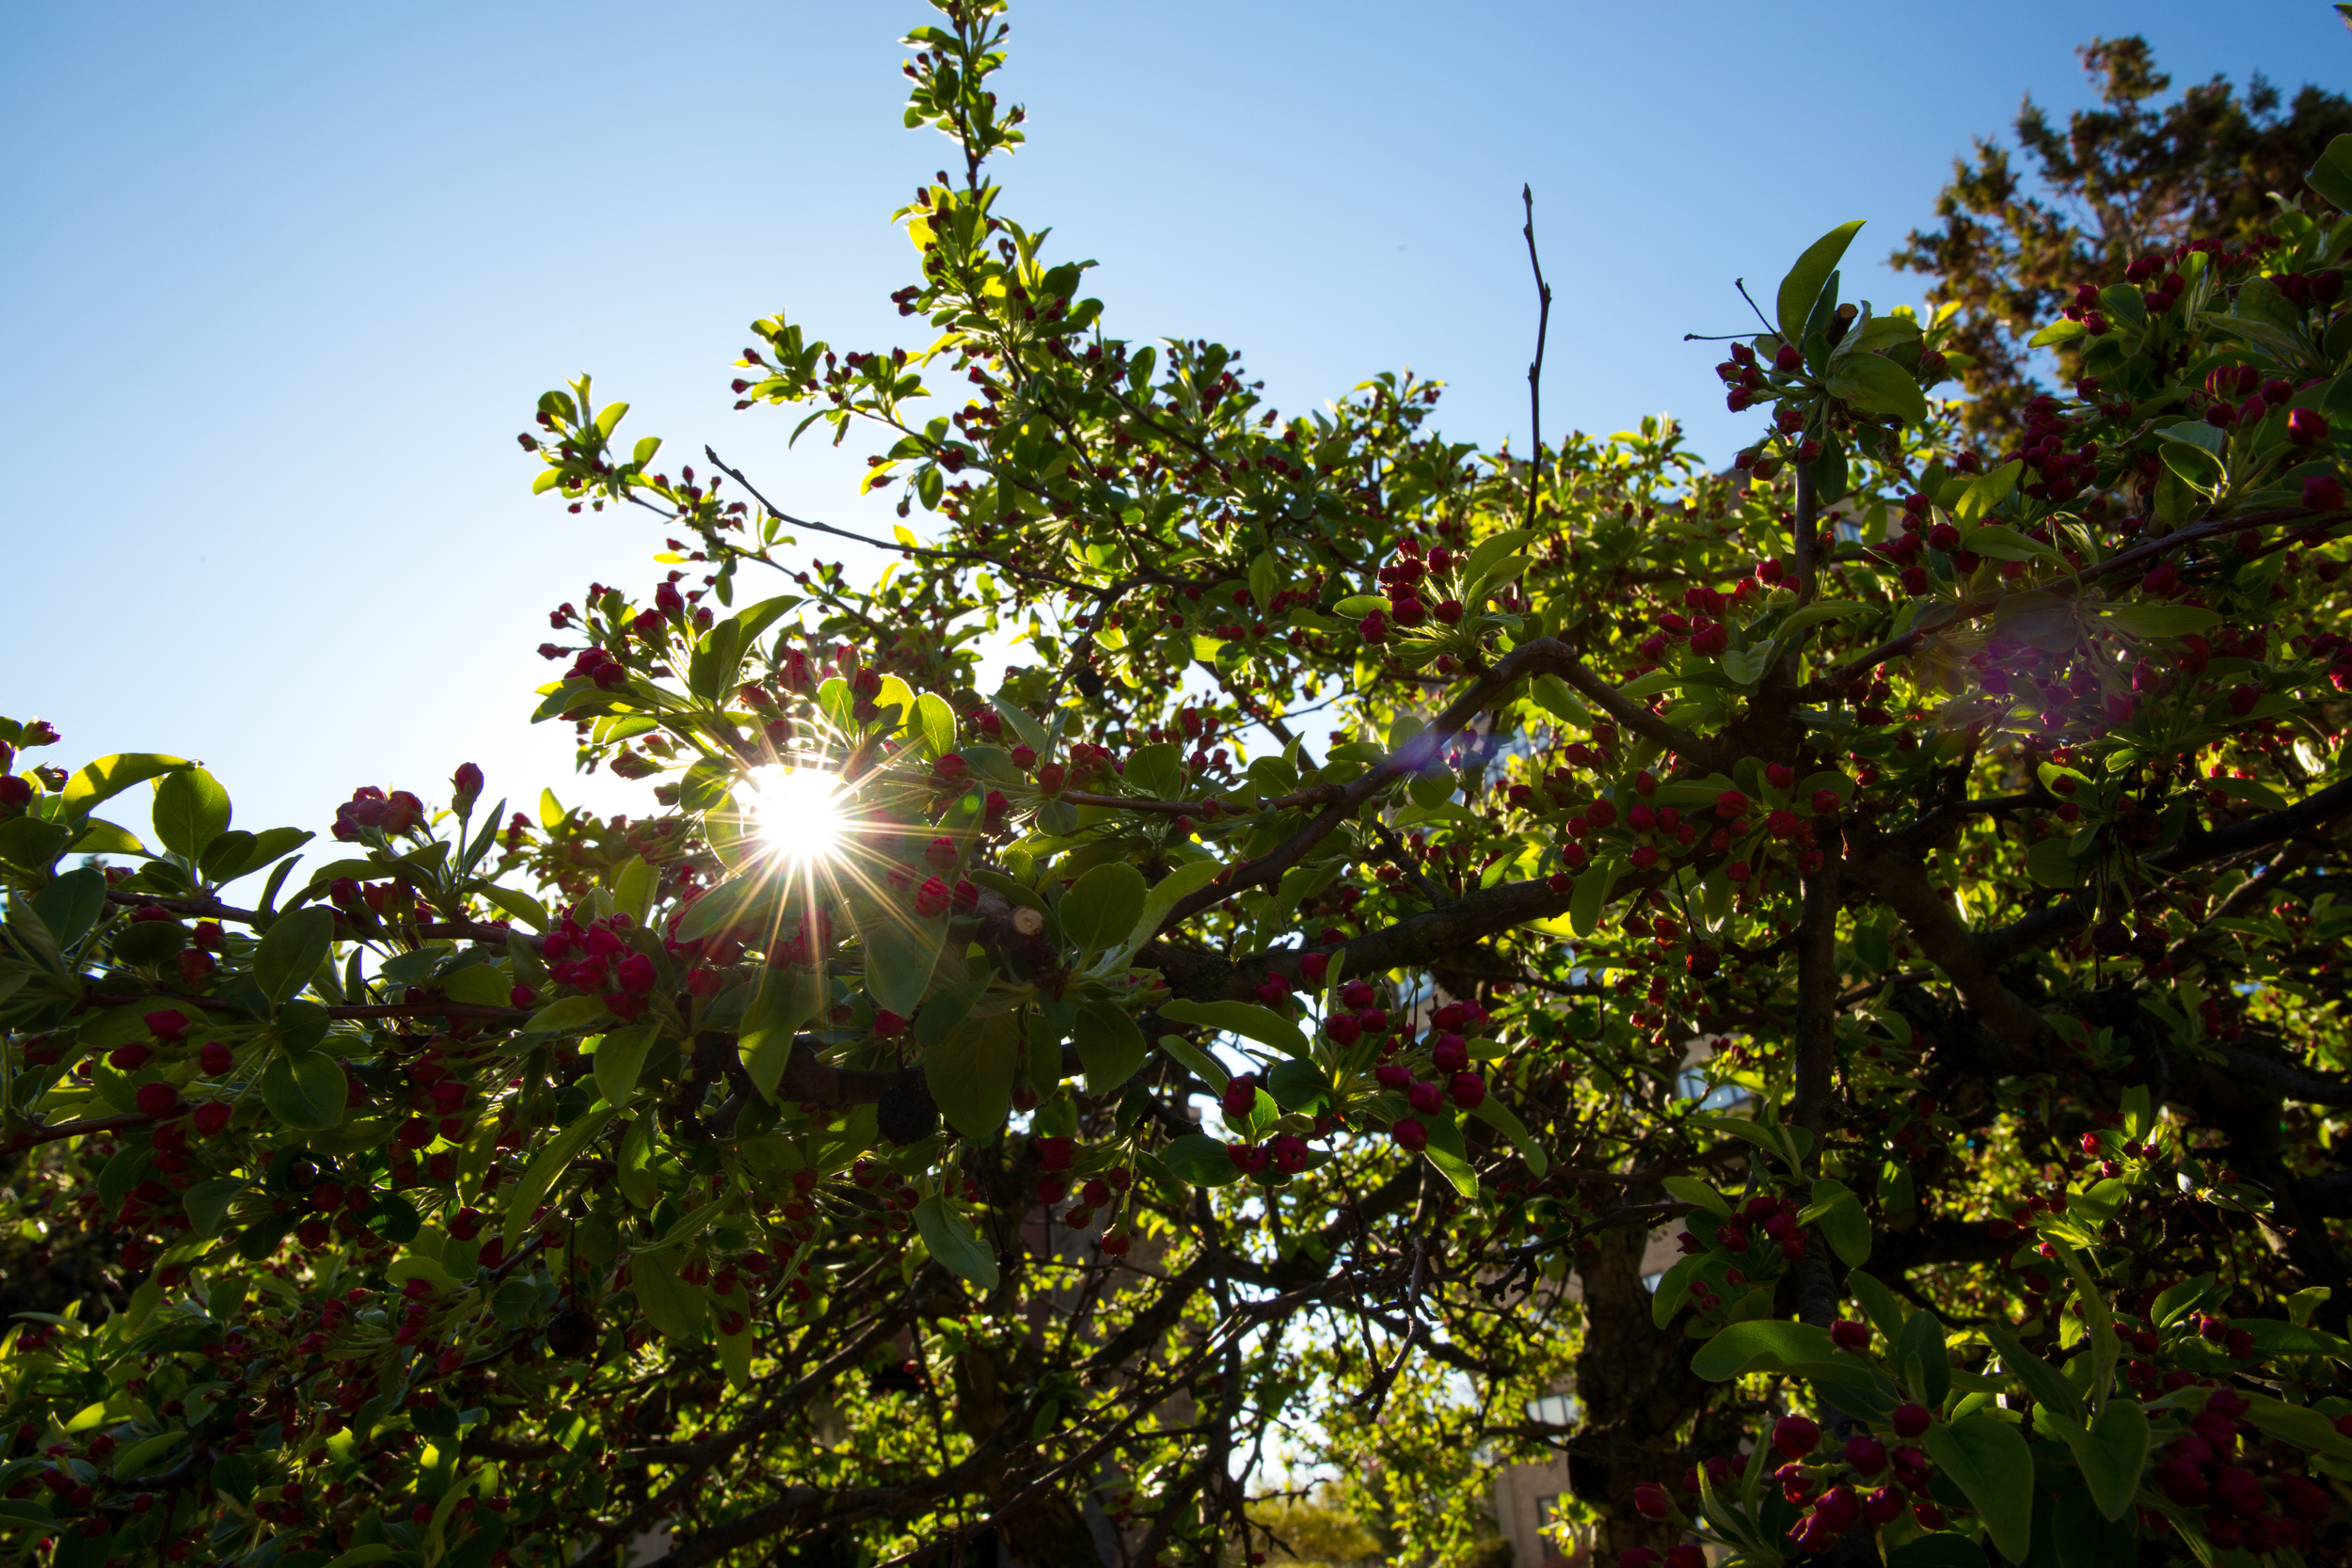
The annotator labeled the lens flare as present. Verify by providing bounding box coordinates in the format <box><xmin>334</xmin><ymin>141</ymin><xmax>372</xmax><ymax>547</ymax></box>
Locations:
<box><xmin>750</xmin><ymin>766</ymin><xmax>843</xmax><ymax>863</ymax></box>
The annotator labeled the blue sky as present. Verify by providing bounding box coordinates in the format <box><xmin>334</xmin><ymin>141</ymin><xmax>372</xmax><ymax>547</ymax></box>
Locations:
<box><xmin>7</xmin><ymin>1</ymin><xmax>2346</xmax><ymax>864</ymax></box>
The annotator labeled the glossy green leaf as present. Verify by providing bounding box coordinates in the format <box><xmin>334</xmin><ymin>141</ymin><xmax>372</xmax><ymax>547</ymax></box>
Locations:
<box><xmin>152</xmin><ymin>767</ymin><xmax>231</xmax><ymax>860</ymax></box>
<box><xmin>1919</xmin><ymin>1413</ymin><xmax>2034</xmax><ymax>1562</ymax></box>
<box><xmin>1775</xmin><ymin>220</ymin><xmax>1866</xmax><ymax>341</ymax></box>
<box><xmin>502</xmin><ymin>1107</ymin><xmax>615</xmax><ymax>1253</ymax></box>
<box><xmin>1072</xmin><ymin>1000</ymin><xmax>1147</xmax><ymax>1093</ymax></box>
<box><xmin>2039</xmin><ymin>1399</ymin><xmax>2147</xmax><ymax>1523</ymax></box>
<box><xmin>924</xmin><ymin>1011</ymin><xmax>1019</xmax><ymax>1139</ymax></box>
<box><xmin>632</xmin><ymin>1247</ymin><xmax>707</xmax><ymax>1343</ymax></box>
<box><xmin>1823</xmin><ymin>351</ymin><xmax>1928</xmax><ymax>423</ymax></box>
<box><xmin>252</xmin><ymin>906</ymin><xmax>334</xmax><ymax>1005</ymax></box>
<box><xmin>593</xmin><ymin>1024</ymin><xmax>658</xmax><ymax>1105</ymax></box>
<box><xmin>1059</xmin><ymin>861</ymin><xmax>1146</xmax><ymax>959</ymax></box>
<box><xmin>1692</xmin><ymin>1318</ymin><xmax>1836</xmax><ymax>1380</ymax></box>
<box><xmin>60</xmin><ymin>753</ymin><xmax>190</xmax><ymax>817</ymax></box>
<box><xmin>260</xmin><ymin>1053</ymin><xmax>346</xmax><ymax>1132</ymax></box>
<box><xmin>914</xmin><ymin>1194</ymin><xmax>999</xmax><ymax>1289</ymax></box>
<box><xmin>1979</xmin><ymin>1320</ymin><xmax>2084</xmax><ymax>1424</ymax></box>
<box><xmin>1157</xmin><ymin>997</ymin><xmax>1309</xmax><ymax>1056</ymax></box>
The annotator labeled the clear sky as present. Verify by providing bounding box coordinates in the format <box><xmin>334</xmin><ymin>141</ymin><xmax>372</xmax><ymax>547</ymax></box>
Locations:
<box><xmin>7</xmin><ymin>1</ymin><xmax>2346</xmax><ymax>867</ymax></box>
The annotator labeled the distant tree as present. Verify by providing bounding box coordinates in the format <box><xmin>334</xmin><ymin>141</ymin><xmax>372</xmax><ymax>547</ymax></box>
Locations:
<box><xmin>1895</xmin><ymin>34</ymin><xmax>2352</xmax><ymax>438</ymax></box>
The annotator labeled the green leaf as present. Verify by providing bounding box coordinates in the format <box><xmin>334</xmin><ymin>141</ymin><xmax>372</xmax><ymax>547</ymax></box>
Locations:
<box><xmin>1776</xmin><ymin>220</ymin><xmax>1866</xmax><ymax>341</ymax></box>
<box><xmin>2039</xmin><ymin>1400</ymin><xmax>2148</xmax><ymax>1524</ymax></box>
<box><xmin>2307</xmin><ymin>132</ymin><xmax>2352</xmax><ymax>213</ymax></box>
<box><xmin>2158</xmin><ymin>437</ymin><xmax>2224</xmax><ymax>495</ymax></box>
<box><xmin>1660</xmin><ymin>1176</ymin><xmax>1730</xmax><ymax>1217</ymax></box>
<box><xmin>1156</xmin><ymin>998</ymin><xmax>1310</xmax><ymax>1056</ymax></box>
<box><xmin>593</xmin><ymin>1025</ymin><xmax>658</xmax><ymax>1106</ymax></box>
<box><xmin>2234</xmin><ymin>1318</ymin><xmax>2352</xmax><ymax>1363</ymax></box>
<box><xmin>924</xmin><ymin>1012</ymin><xmax>1019</xmax><ymax>1140</ymax></box>
<box><xmin>2241</xmin><ymin>1392</ymin><xmax>2352</xmax><ymax>1459</ymax></box>
<box><xmin>1267</xmin><ymin>1057</ymin><xmax>1332</xmax><ymax>1115</ymax></box>
<box><xmin>1463</xmin><ymin>527</ymin><xmax>1535</xmax><ymax>584</ymax></box>
<box><xmin>916</xmin><ymin>692</ymin><xmax>959</xmax><ymax>761</ymax></box>
<box><xmin>1121</xmin><ymin>859</ymin><xmax>1222</xmax><ymax>956</ymax></box>
<box><xmin>631</xmin><ymin>1247</ymin><xmax>707</xmax><ymax>1343</ymax></box>
<box><xmin>1959</xmin><ymin>524</ymin><xmax>2060</xmax><ymax>564</ymax></box>
<box><xmin>1804</xmin><ymin>1177</ymin><xmax>1871</xmax><ymax>1266</ymax></box>
<box><xmin>1567</xmin><ymin>861</ymin><xmax>1612</xmax><ymax>938</ymax></box>
<box><xmin>2026</xmin><ymin>838</ymin><xmax>2081</xmax><ymax>889</ymax></box>
<box><xmin>1160</xmin><ymin>1132</ymin><xmax>1243</xmax><ymax>1186</ymax></box>
<box><xmin>2026</xmin><ymin>319</ymin><xmax>2088</xmax><ymax>349</ymax></box>
<box><xmin>1952</xmin><ymin>460</ymin><xmax>2023</xmax><ymax>523</ymax></box>
<box><xmin>1919</xmin><ymin>1413</ymin><xmax>2034</xmax><ymax>1562</ymax></box>
<box><xmin>1059</xmin><ymin>862</ymin><xmax>1146</xmax><ymax>960</ymax></box>
<box><xmin>32</xmin><ymin>867</ymin><xmax>106</xmax><ymax>950</ymax></box>
<box><xmin>1528</xmin><ymin>673</ymin><xmax>1590</xmax><ymax>723</ymax></box>
<box><xmin>1823</xmin><ymin>352</ymin><xmax>1928</xmax><ymax>423</ymax></box>
<box><xmin>524</xmin><ymin>995</ymin><xmax>612</xmax><ymax>1037</ymax></box>
<box><xmin>1248</xmin><ymin>550</ymin><xmax>1279</xmax><ymax>610</ymax></box>
<box><xmin>152</xmin><ymin>768</ymin><xmax>231</xmax><ymax>861</ymax></box>
<box><xmin>863</xmin><ymin>911</ymin><xmax>947</xmax><ymax>1018</ymax></box>
<box><xmin>1690</xmin><ymin>1112</ymin><xmax>1806</xmax><ymax>1172</ymax></box>
<box><xmin>108</xmin><ymin>1431</ymin><xmax>185</xmax><ymax>1482</ymax></box>
<box><xmin>1691</xmin><ymin>1319</ymin><xmax>1836</xmax><ymax>1381</ymax></box>
<box><xmin>67</xmin><ymin>817</ymin><xmax>149</xmax><ymax>858</ymax></box>
<box><xmin>1979</xmin><ymin>1321</ymin><xmax>2084</xmax><ymax>1424</ymax></box>
<box><xmin>252</xmin><ymin>906</ymin><xmax>335</xmax><ymax>1005</ymax></box>
<box><xmin>1770</xmin><ymin>598</ymin><xmax>1872</xmax><ymax>649</ymax></box>
<box><xmin>1418</xmin><ymin>1113</ymin><xmax>1479</xmax><ymax>1196</ymax></box>
<box><xmin>612</xmin><ymin>857</ymin><xmax>656</xmax><ymax>924</ymax></box>
<box><xmin>1899</xmin><ymin>1307</ymin><xmax>1951</xmax><ymax>1408</ymax></box>
<box><xmin>1331</xmin><ymin>594</ymin><xmax>1390</xmax><ymax>619</ymax></box>
<box><xmin>260</xmin><ymin>1053</ymin><xmax>347</xmax><ymax>1132</ymax></box>
<box><xmin>1073</xmin><ymin>1001</ymin><xmax>1147</xmax><ymax>1093</ymax></box>
<box><xmin>1156</xmin><ymin>1032</ymin><xmax>1228</xmax><ymax>1092</ymax></box>
<box><xmin>914</xmin><ymin>1194</ymin><xmax>999</xmax><ymax>1289</ymax></box>
<box><xmin>2049</xmin><ymin>1242</ymin><xmax>2119</xmax><ymax>1401</ymax></box>
<box><xmin>1466</xmin><ymin>1094</ymin><xmax>1548</xmax><ymax>1178</ymax></box>
<box><xmin>739</xmin><ymin>971</ymin><xmax>818</xmax><ymax>1100</ymax></box>
<box><xmin>183</xmin><ymin>1178</ymin><xmax>246</xmax><ymax>1238</ymax></box>
<box><xmin>502</xmin><ymin>1107</ymin><xmax>615</xmax><ymax>1253</ymax></box>
<box><xmin>60</xmin><ymin>753</ymin><xmax>190</xmax><ymax>818</ymax></box>
<box><xmin>2100</xmin><ymin>602</ymin><xmax>2222</xmax><ymax>639</ymax></box>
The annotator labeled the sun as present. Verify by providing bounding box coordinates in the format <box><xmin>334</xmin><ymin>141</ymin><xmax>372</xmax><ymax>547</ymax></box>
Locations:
<box><xmin>749</xmin><ymin>765</ymin><xmax>844</xmax><ymax>863</ymax></box>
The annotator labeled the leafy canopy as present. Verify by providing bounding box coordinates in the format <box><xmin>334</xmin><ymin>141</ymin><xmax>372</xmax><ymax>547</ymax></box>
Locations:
<box><xmin>6</xmin><ymin>9</ymin><xmax>2352</xmax><ymax>1568</ymax></box>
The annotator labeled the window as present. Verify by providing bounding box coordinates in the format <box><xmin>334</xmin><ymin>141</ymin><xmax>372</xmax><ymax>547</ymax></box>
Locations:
<box><xmin>1525</xmin><ymin>1394</ymin><xmax>1579</xmax><ymax>1428</ymax></box>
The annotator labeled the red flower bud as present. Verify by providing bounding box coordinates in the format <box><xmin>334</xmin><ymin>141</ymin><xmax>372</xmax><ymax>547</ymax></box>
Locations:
<box><xmin>1772</xmin><ymin>1415</ymin><xmax>1820</xmax><ymax>1460</ymax></box>
<box><xmin>135</xmin><ymin>1083</ymin><xmax>185</xmax><ymax>1119</ymax></box>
